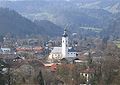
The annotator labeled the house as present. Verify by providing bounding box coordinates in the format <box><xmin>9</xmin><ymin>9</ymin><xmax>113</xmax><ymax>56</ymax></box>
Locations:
<box><xmin>80</xmin><ymin>67</ymin><xmax>95</xmax><ymax>85</ymax></box>
<box><xmin>0</xmin><ymin>47</ymin><xmax>11</xmax><ymax>54</ymax></box>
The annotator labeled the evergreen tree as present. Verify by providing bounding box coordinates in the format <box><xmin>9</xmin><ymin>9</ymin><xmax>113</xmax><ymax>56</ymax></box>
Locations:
<box><xmin>0</xmin><ymin>59</ymin><xmax>7</xmax><ymax>85</ymax></box>
<box><xmin>37</xmin><ymin>70</ymin><xmax>44</xmax><ymax>85</ymax></box>
<box><xmin>0</xmin><ymin>35</ymin><xmax>4</xmax><ymax>43</ymax></box>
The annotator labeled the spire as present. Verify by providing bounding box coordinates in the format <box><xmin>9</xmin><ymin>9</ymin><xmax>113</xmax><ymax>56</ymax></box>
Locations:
<box><xmin>63</xmin><ymin>28</ymin><xmax>68</xmax><ymax>37</ymax></box>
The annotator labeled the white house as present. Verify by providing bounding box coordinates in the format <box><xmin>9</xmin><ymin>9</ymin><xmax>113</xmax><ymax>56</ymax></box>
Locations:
<box><xmin>48</xmin><ymin>29</ymin><xmax>77</xmax><ymax>62</ymax></box>
<box><xmin>0</xmin><ymin>48</ymin><xmax>11</xmax><ymax>54</ymax></box>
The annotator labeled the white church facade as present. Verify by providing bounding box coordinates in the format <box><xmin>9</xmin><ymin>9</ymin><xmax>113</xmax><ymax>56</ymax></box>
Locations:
<box><xmin>48</xmin><ymin>29</ymin><xmax>77</xmax><ymax>62</ymax></box>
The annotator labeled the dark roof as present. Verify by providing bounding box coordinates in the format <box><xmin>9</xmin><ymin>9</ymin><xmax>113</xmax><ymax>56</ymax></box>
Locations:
<box><xmin>14</xmin><ymin>56</ymin><xmax>22</xmax><ymax>59</ymax></box>
<box><xmin>62</xmin><ymin>33</ymin><xmax>68</xmax><ymax>37</ymax></box>
<box><xmin>62</xmin><ymin>57</ymin><xmax>76</xmax><ymax>62</ymax></box>
<box><xmin>74</xmin><ymin>58</ymin><xmax>80</xmax><ymax>60</ymax></box>
<box><xmin>62</xmin><ymin>29</ymin><xmax>68</xmax><ymax>37</ymax></box>
<box><xmin>68</xmin><ymin>47</ymin><xmax>76</xmax><ymax>52</ymax></box>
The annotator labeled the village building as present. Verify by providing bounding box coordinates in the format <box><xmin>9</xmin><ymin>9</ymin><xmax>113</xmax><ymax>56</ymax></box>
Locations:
<box><xmin>48</xmin><ymin>29</ymin><xmax>77</xmax><ymax>62</ymax></box>
<box><xmin>0</xmin><ymin>47</ymin><xmax>11</xmax><ymax>54</ymax></box>
<box><xmin>80</xmin><ymin>67</ymin><xmax>95</xmax><ymax>85</ymax></box>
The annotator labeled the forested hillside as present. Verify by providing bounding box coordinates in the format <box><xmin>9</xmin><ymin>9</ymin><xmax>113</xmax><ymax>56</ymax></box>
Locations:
<box><xmin>0</xmin><ymin>8</ymin><xmax>39</xmax><ymax>36</ymax></box>
<box><xmin>0</xmin><ymin>0</ymin><xmax>115</xmax><ymax>30</ymax></box>
<box><xmin>0</xmin><ymin>8</ymin><xmax>63</xmax><ymax>37</ymax></box>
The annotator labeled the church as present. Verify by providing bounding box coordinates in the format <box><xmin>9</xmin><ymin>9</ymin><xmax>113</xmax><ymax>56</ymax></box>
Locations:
<box><xmin>47</xmin><ymin>29</ymin><xmax>77</xmax><ymax>62</ymax></box>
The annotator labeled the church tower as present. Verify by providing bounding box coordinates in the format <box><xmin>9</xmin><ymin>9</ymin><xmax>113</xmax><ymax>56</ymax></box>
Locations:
<box><xmin>62</xmin><ymin>29</ymin><xmax>68</xmax><ymax>58</ymax></box>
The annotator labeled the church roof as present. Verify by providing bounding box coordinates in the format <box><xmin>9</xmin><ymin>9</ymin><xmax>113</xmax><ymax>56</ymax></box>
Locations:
<box><xmin>51</xmin><ymin>47</ymin><xmax>76</xmax><ymax>53</ymax></box>
<box><xmin>51</xmin><ymin>47</ymin><xmax>62</xmax><ymax>53</ymax></box>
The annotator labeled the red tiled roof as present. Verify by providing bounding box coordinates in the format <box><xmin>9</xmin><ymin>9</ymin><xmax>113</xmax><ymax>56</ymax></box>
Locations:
<box><xmin>16</xmin><ymin>46</ymin><xmax>43</xmax><ymax>52</ymax></box>
<box><xmin>51</xmin><ymin>64</ymin><xmax>57</xmax><ymax>72</ymax></box>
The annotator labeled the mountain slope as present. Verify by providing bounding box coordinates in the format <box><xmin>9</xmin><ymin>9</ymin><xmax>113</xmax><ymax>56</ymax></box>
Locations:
<box><xmin>0</xmin><ymin>8</ymin><xmax>40</xmax><ymax>36</ymax></box>
<box><xmin>0</xmin><ymin>0</ymin><xmax>119</xmax><ymax>35</ymax></box>
<box><xmin>0</xmin><ymin>0</ymin><xmax>115</xmax><ymax>29</ymax></box>
<box><xmin>34</xmin><ymin>20</ymin><xmax>63</xmax><ymax>37</ymax></box>
<box><xmin>106</xmin><ymin>17</ymin><xmax>120</xmax><ymax>39</ymax></box>
<box><xmin>0</xmin><ymin>8</ymin><xmax>63</xmax><ymax>37</ymax></box>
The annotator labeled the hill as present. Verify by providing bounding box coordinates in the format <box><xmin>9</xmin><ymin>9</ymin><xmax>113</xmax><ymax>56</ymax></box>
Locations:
<box><xmin>0</xmin><ymin>8</ymin><xmax>63</xmax><ymax>37</ymax></box>
<box><xmin>0</xmin><ymin>0</ymin><xmax>114</xmax><ymax>30</ymax></box>
<box><xmin>0</xmin><ymin>8</ymin><xmax>40</xmax><ymax>36</ymax></box>
<box><xmin>106</xmin><ymin>17</ymin><xmax>120</xmax><ymax>39</ymax></box>
<box><xmin>34</xmin><ymin>20</ymin><xmax>63</xmax><ymax>37</ymax></box>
